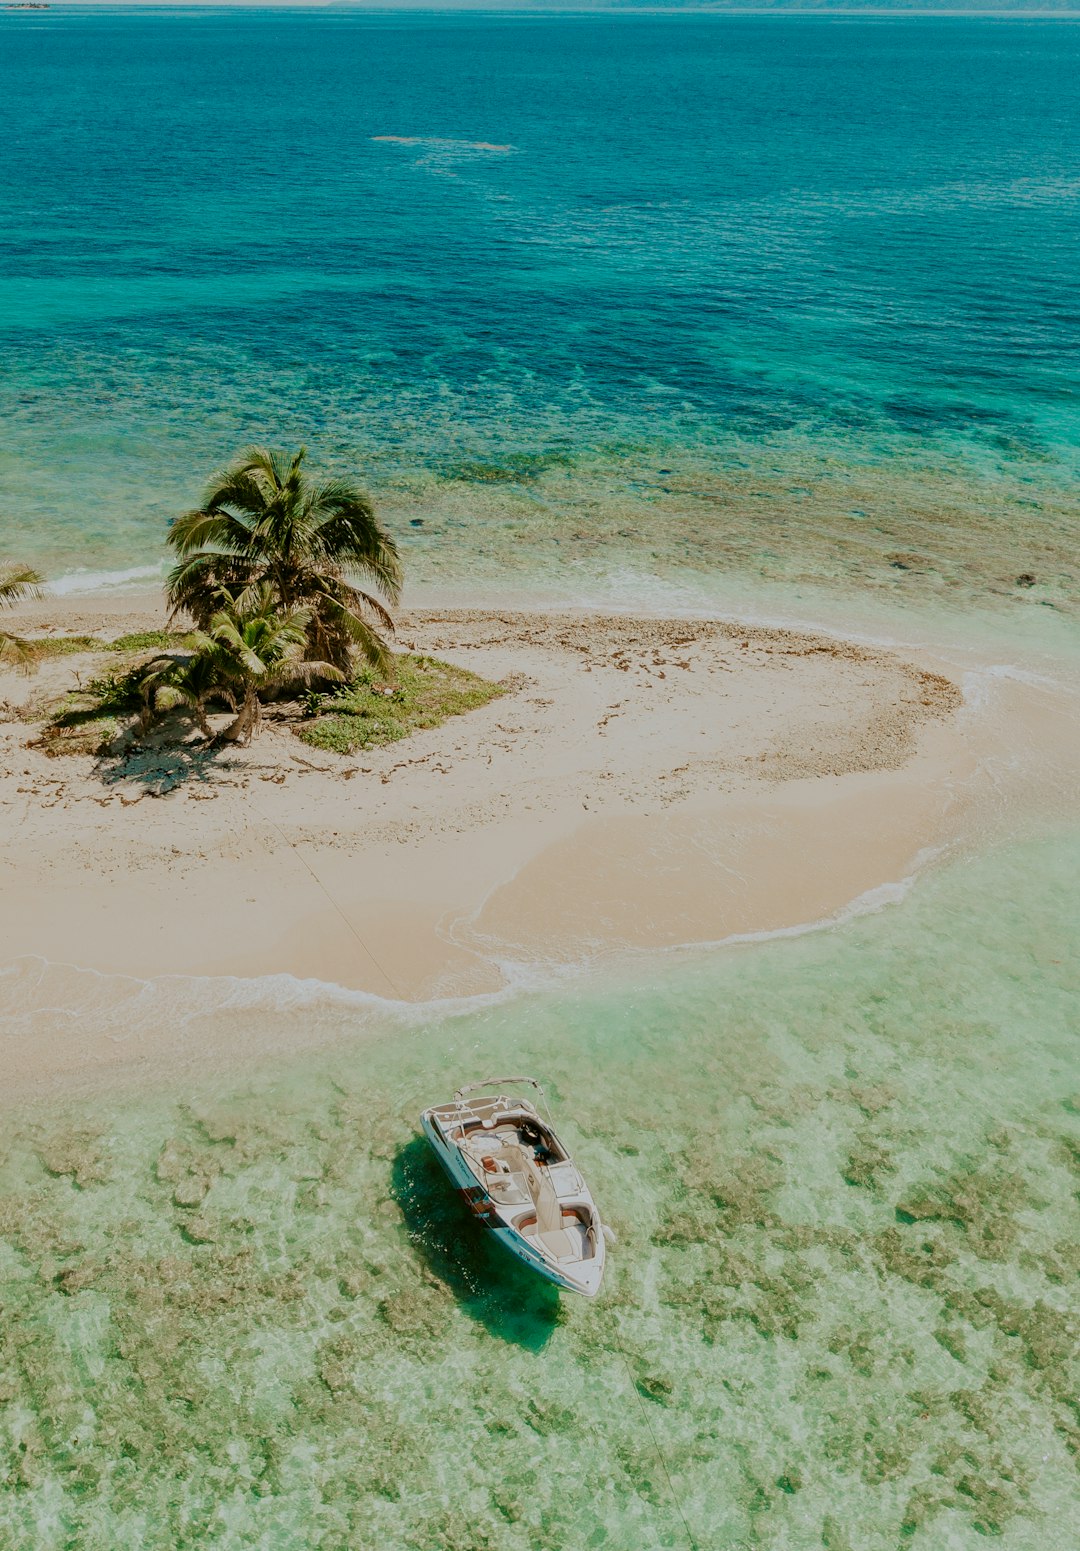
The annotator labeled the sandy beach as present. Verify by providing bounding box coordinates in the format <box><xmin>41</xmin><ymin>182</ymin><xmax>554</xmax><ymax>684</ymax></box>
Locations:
<box><xmin>8</xmin><ymin>589</ymin><xmax>1068</xmax><ymax>1093</ymax></box>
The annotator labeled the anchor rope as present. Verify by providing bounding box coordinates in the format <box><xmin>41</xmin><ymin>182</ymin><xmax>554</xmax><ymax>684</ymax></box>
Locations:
<box><xmin>247</xmin><ymin>795</ymin><xmax>408</xmax><ymax>1001</ymax></box>
<box><xmin>609</xmin><ymin>1310</ymin><xmax>700</xmax><ymax>1551</ymax></box>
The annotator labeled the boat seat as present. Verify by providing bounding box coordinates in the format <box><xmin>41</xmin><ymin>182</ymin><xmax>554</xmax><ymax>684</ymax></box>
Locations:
<box><xmin>538</xmin><ymin>1228</ymin><xmax>578</xmax><ymax>1262</ymax></box>
<box><xmin>538</xmin><ymin>1215</ymin><xmax>592</xmax><ymax>1262</ymax></box>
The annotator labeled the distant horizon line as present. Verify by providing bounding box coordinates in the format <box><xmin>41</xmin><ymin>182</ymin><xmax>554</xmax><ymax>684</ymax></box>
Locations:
<box><xmin>12</xmin><ymin>0</ymin><xmax>1080</xmax><ymax>13</ymax></box>
<box><xmin>12</xmin><ymin>2</ymin><xmax>1080</xmax><ymax>14</ymax></box>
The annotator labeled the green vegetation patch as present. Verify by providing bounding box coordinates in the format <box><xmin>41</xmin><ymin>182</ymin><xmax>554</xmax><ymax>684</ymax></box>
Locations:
<box><xmin>19</xmin><ymin>634</ymin><xmax>103</xmax><ymax>662</ymax></box>
<box><xmin>295</xmin><ymin>653</ymin><xmax>503</xmax><ymax>756</ymax></box>
<box><xmin>33</xmin><ymin>648</ymin><xmax>501</xmax><ymax>759</ymax></box>
<box><xmin>18</xmin><ymin>629</ymin><xmax>194</xmax><ymax>664</ymax></box>
<box><xmin>106</xmin><ymin>629</ymin><xmax>196</xmax><ymax>653</ymax></box>
<box><xmin>37</xmin><ymin>664</ymin><xmax>146</xmax><ymax>756</ymax></box>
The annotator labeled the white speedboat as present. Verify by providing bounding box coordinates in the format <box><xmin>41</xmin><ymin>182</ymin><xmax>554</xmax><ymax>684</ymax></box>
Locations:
<box><xmin>420</xmin><ymin>1076</ymin><xmax>607</xmax><ymax>1297</ymax></box>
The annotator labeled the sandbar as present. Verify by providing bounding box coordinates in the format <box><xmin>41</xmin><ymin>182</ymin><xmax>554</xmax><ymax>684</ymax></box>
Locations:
<box><xmin>3</xmin><ymin>596</ymin><xmax>1068</xmax><ymax>1094</ymax></box>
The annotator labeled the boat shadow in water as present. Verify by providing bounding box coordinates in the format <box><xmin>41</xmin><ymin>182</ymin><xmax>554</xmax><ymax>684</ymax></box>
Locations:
<box><xmin>391</xmin><ymin>1136</ymin><xmax>561</xmax><ymax>1351</ymax></box>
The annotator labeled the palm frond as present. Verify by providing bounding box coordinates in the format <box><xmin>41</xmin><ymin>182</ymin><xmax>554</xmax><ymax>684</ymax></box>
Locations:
<box><xmin>228</xmin><ymin>576</ymin><xmax>272</xmax><ymax>619</ymax></box>
<box><xmin>309</xmin><ymin>488</ymin><xmax>403</xmax><ymax>605</ymax></box>
<box><xmin>0</xmin><ymin>631</ymin><xmax>36</xmax><ymax>674</ymax></box>
<box><xmin>200</xmin><ymin>450</ymin><xmax>283</xmax><ymax>513</ymax></box>
<box><xmin>169</xmin><ymin>507</ymin><xmax>256</xmax><ymax>558</ymax></box>
<box><xmin>318</xmin><ymin>595</ymin><xmax>393</xmax><ymax>673</ymax></box>
<box><xmin>0</xmin><ymin>564</ymin><xmax>44</xmax><ymax>608</ymax></box>
<box><xmin>323</xmin><ymin>578</ymin><xmax>397</xmax><ymax>635</ymax></box>
<box><xmin>207</xmin><ymin>616</ymin><xmax>267</xmax><ymax>678</ymax></box>
<box><xmin>283</xmin><ymin>446</ymin><xmax>307</xmax><ymax>499</ymax></box>
<box><xmin>165</xmin><ymin>553</ymin><xmax>259</xmax><ymax>623</ymax></box>
<box><xmin>308</xmin><ymin>477</ymin><xmax>377</xmax><ymax>522</ymax></box>
<box><xmin>267</xmin><ymin>658</ymin><xmax>345</xmax><ymax>689</ymax></box>
<box><xmin>152</xmin><ymin>684</ymin><xmax>188</xmax><ymax>714</ymax></box>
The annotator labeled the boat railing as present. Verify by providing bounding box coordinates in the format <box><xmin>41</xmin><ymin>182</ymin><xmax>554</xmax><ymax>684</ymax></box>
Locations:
<box><xmin>453</xmin><ymin>1075</ymin><xmax>553</xmax><ymax>1124</ymax></box>
<box><xmin>454</xmin><ymin>1075</ymin><xmax>543</xmax><ymax>1098</ymax></box>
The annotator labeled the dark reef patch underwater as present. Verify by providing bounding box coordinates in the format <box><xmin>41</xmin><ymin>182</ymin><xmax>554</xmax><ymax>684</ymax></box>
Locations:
<box><xmin>1</xmin><ymin>832</ymin><xmax>1077</xmax><ymax>1549</ymax></box>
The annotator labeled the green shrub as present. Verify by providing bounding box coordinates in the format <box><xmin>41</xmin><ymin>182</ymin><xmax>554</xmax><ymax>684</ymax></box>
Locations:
<box><xmin>77</xmin><ymin>666</ymin><xmax>146</xmax><ymax>716</ymax></box>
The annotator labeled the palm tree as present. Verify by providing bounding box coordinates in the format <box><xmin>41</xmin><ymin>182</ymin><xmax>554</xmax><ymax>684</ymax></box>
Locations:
<box><xmin>141</xmin><ymin>587</ymin><xmax>344</xmax><ymax>745</ymax></box>
<box><xmin>0</xmin><ymin>563</ymin><xmax>44</xmax><ymax>672</ymax></box>
<box><xmin>138</xmin><ymin>647</ymin><xmax>233</xmax><ymax>742</ymax></box>
<box><xmin>166</xmin><ymin>447</ymin><xmax>402</xmax><ymax>674</ymax></box>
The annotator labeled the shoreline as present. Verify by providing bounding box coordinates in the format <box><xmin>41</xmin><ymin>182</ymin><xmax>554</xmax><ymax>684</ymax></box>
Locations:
<box><xmin>1</xmin><ymin>846</ymin><xmax>942</xmax><ymax>1109</ymax></box>
<box><xmin>3</xmin><ymin>595</ymin><xmax>1078</xmax><ymax>1097</ymax></box>
<box><xmin>15</xmin><ymin>571</ymin><xmax>1080</xmax><ymax>665</ymax></box>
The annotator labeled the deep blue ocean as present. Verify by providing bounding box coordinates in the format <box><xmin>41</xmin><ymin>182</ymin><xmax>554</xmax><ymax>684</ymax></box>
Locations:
<box><xmin>1</xmin><ymin>9</ymin><xmax>1078</xmax><ymax>614</ymax></box>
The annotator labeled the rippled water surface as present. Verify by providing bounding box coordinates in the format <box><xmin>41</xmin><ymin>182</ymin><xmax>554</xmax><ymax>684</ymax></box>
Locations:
<box><xmin>2</xmin><ymin>834</ymin><xmax>1078</xmax><ymax>1549</ymax></box>
<box><xmin>0</xmin><ymin>11</ymin><xmax>1078</xmax><ymax>614</ymax></box>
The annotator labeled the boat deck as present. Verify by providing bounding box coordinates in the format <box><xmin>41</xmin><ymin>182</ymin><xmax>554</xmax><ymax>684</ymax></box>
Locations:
<box><xmin>423</xmin><ymin>1085</ymin><xmax>605</xmax><ymax>1294</ymax></box>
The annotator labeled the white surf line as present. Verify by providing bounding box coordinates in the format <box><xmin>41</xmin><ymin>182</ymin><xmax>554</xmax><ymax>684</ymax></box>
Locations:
<box><xmin>45</xmin><ymin>564</ymin><xmax>165</xmax><ymax>596</ymax></box>
<box><xmin>0</xmin><ymin>948</ymin><xmax>533</xmax><ymax>1031</ymax></box>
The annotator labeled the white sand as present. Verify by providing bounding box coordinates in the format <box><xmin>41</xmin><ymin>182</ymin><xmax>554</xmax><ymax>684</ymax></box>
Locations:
<box><xmin>4</xmin><ymin>596</ymin><xmax>1071</xmax><ymax>1090</ymax></box>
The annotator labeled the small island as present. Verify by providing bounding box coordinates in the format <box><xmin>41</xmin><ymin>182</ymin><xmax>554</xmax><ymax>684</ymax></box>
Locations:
<box><xmin>0</xmin><ymin>442</ymin><xmax>976</xmax><ymax>1059</ymax></box>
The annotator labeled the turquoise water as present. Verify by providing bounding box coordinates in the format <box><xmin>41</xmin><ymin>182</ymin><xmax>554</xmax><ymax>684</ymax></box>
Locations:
<box><xmin>2</xmin><ymin>13</ymin><xmax>1080</xmax><ymax>1548</ymax></box>
<box><xmin>1</xmin><ymin>11</ymin><xmax>1079</xmax><ymax>614</ymax></box>
<box><xmin>1</xmin><ymin>833</ymin><xmax>1078</xmax><ymax>1549</ymax></box>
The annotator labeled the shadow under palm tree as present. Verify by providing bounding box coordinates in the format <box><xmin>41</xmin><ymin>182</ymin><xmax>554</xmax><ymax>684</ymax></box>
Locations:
<box><xmin>391</xmin><ymin>1136</ymin><xmax>561</xmax><ymax>1351</ymax></box>
<box><xmin>96</xmin><ymin>737</ymin><xmax>231</xmax><ymax>796</ymax></box>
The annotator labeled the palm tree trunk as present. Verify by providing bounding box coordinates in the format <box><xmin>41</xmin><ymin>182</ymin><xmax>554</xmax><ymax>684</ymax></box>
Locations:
<box><xmin>193</xmin><ymin>699</ymin><xmax>214</xmax><ymax>741</ymax></box>
<box><xmin>219</xmin><ymin>685</ymin><xmax>260</xmax><ymax>745</ymax></box>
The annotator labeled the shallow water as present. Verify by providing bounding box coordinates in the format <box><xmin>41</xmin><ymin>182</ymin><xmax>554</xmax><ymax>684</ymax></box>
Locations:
<box><xmin>2</xmin><ymin>832</ymin><xmax>1078</xmax><ymax>1550</ymax></box>
<box><xmin>1</xmin><ymin>12</ymin><xmax>1079</xmax><ymax>619</ymax></box>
